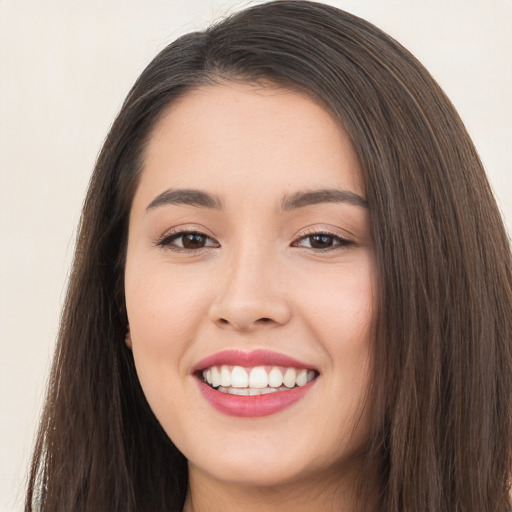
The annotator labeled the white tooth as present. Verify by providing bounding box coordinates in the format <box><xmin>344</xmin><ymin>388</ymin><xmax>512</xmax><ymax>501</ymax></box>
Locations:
<box><xmin>206</xmin><ymin>369</ymin><xmax>212</xmax><ymax>385</ymax></box>
<box><xmin>220</xmin><ymin>365</ymin><xmax>231</xmax><ymax>387</ymax></box>
<box><xmin>217</xmin><ymin>386</ymin><xmax>227</xmax><ymax>393</ymax></box>
<box><xmin>211</xmin><ymin>366</ymin><xmax>221</xmax><ymax>387</ymax></box>
<box><xmin>249</xmin><ymin>366</ymin><xmax>268</xmax><ymax>388</ymax></box>
<box><xmin>228</xmin><ymin>387</ymin><xmax>249</xmax><ymax>396</ymax></box>
<box><xmin>202</xmin><ymin>370</ymin><xmax>207</xmax><ymax>381</ymax></box>
<box><xmin>231</xmin><ymin>366</ymin><xmax>249</xmax><ymax>388</ymax></box>
<box><xmin>251</xmin><ymin>387</ymin><xmax>281</xmax><ymax>395</ymax></box>
<box><xmin>296</xmin><ymin>368</ymin><xmax>308</xmax><ymax>387</ymax></box>
<box><xmin>283</xmin><ymin>368</ymin><xmax>297</xmax><ymax>388</ymax></box>
<box><xmin>268</xmin><ymin>367</ymin><xmax>283</xmax><ymax>387</ymax></box>
<box><xmin>307</xmin><ymin>370</ymin><xmax>316</xmax><ymax>382</ymax></box>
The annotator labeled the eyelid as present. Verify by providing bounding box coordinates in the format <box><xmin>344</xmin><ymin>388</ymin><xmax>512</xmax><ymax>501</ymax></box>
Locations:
<box><xmin>154</xmin><ymin>226</ymin><xmax>354</xmax><ymax>253</ymax></box>
<box><xmin>155</xmin><ymin>227</ymin><xmax>219</xmax><ymax>252</ymax></box>
<box><xmin>292</xmin><ymin>228</ymin><xmax>353</xmax><ymax>251</ymax></box>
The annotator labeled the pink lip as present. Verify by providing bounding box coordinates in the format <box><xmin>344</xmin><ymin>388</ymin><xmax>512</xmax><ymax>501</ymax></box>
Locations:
<box><xmin>192</xmin><ymin>349</ymin><xmax>315</xmax><ymax>372</ymax></box>
<box><xmin>197</xmin><ymin>379</ymin><xmax>316</xmax><ymax>417</ymax></box>
<box><xmin>193</xmin><ymin>349</ymin><xmax>318</xmax><ymax>417</ymax></box>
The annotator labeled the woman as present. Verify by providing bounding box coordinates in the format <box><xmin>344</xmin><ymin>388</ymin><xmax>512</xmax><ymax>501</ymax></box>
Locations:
<box><xmin>25</xmin><ymin>1</ymin><xmax>512</xmax><ymax>511</ymax></box>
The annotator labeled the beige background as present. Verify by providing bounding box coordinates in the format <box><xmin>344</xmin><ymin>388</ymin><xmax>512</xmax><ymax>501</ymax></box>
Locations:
<box><xmin>1</xmin><ymin>1</ymin><xmax>510</xmax><ymax>510</ymax></box>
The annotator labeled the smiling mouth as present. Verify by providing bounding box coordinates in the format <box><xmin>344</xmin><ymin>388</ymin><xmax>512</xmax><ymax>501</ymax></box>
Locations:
<box><xmin>199</xmin><ymin>365</ymin><xmax>318</xmax><ymax>396</ymax></box>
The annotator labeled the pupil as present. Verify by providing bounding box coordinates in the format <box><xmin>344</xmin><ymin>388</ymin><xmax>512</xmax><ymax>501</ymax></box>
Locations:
<box><xmin>183</xmin><ymin>233</ymin><xmax>205</xmax><ymax>249</ymax></box>
<box><xmin>311</xmin><ymin>235</ymin><xmax>332</xmax><ymax>249</ymax></box>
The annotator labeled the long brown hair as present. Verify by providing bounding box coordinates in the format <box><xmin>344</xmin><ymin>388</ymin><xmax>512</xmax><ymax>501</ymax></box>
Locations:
<box><xmin>26</xmin><ymin>2</ymin><xmax>512</xmax><ymax>511</ymax></box>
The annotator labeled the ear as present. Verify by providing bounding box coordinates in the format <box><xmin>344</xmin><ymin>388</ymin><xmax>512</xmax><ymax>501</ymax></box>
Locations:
<box><xmin>125</xmin><ymin>324</ymin><xmax>132</xmax><ymax>349</ymax></box>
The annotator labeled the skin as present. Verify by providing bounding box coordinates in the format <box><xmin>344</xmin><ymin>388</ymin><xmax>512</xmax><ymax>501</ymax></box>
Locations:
<box><xmin>124</xmin><ymin>82</ymin><xmax>377</xmax><ymax>511</ymax></box>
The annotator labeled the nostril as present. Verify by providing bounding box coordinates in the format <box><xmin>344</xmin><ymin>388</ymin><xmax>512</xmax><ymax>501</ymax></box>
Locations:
<box><xmin>216</xmin><ymin>317</ymin><xmax>273</xmax><ymax>329</ymax></box>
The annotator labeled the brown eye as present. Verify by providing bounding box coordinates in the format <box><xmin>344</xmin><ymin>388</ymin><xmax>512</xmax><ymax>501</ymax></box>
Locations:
<box><xmin>181</xmin><ymin>233</ymin><xmax>207</xmax><ymax>249</ymax></box>
<box><xmin>156</xmin><ymin>231</ymin><xmax>219</xmax><ymax>252</ymax></box>
<box><xmin>293</xmin><ymin>232</ymin><xmax>353</xmax><ymax>252</ymax></box>
<box><xmin>309</xmin><ymin>234</ymin><xmax>335</xmax><ymax>249</ymax></box>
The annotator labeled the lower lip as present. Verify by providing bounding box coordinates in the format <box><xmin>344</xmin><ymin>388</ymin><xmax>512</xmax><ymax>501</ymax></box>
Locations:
<box><xmin>196</xmin><ymin>378</ymin><xmax>317</xmax><ymax>417</ymax></box>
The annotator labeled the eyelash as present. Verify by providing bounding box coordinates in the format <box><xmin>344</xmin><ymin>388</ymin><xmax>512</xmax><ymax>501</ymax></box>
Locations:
<box><xmin>294</xmin><ymin>229</ymin><xmax>353</xmax><ymax>251</ymax></box>
<box><xmin>155</xmin><ymin>228</ymin><xmax>353</xmax><ymax>253</ymax></box>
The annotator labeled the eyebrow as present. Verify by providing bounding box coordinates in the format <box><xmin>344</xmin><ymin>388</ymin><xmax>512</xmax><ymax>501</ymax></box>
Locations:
<box><xmin>145</xmin><ymin>187</ymin><xmax>368</xmax><ymax>213</ymax></box>
<box><xmin>146</xmin><ymin>188</ymin><xmax>222</xmax><ymax>211</ymax></box>
<box><xmin>279</xmin><ymin>188</ymin><xmax>368</xmax><ymax>211</ymax></box>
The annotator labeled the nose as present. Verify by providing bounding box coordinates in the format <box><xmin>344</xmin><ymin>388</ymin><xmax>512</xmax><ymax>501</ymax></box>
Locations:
<box><xmin>208</xmin><ymin>249</ymin><xmax>292</xmax><ymax>332</ymax></box>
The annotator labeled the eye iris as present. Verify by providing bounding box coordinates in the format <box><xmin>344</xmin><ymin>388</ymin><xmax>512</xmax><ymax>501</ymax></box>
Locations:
<box><xmin>182</xmin><ymin>233</ymin><xmax>206</xmax><ymax>249</ymax></box>
<box><xmin>310</xmin><ymin>235</ymin><xmax>333</xmax><ymax>249</ymax></box>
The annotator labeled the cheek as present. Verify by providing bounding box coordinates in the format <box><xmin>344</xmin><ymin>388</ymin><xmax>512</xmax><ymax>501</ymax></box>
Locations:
<box><xmin>125</xmin><ymin>262</ymin><xmax>211</xmax><ymax>348</ymax></box>
<box><xmin>124</xmin><ymin>267</ymin><xmax>209</xmax><ymax>430</ymax></box>
<box><xmin>123</xmin><ymin>265</ymin><xmax>213</xmax><ymax>417</ymax></box>
<box><xmin>299</xmin><ymin>260</ymin><xmax>375</xmax><ymax>424</ymax></box>
<box><xmin>299</xmin><ymin>258</ymin><xmax>375</xmax><ymax>352</ymax></box>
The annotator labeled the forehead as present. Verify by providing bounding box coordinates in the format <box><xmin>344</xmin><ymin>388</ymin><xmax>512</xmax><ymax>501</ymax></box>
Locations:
<box><xmin>132</xmin><ymin>82</ymin><xmax>365</xmax><ymax>213</ymax></box>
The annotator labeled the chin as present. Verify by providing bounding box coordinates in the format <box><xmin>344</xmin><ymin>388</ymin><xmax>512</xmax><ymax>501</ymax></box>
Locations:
<box><xmin>191</xmin><ymin>454</ymin><xmax>314</xmax><ymax>488</ymax></box>
<box><xmin>184</xmin><ymin>432</ymin><xmax>367</xmax><ymax>491</ymax></box>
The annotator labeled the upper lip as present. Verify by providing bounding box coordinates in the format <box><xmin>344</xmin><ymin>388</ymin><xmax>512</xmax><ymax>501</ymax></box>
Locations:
<box><xmin>192</xmin><ymin>349</ymin><xmax>317</xmax><ymax>373</ymax></box>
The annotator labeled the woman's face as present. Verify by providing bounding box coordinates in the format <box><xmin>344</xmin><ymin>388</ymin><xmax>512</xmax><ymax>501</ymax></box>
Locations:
<box><xmin>125</xmin><ymin>82</ymin><xmax>376</xmax><ymax>490</ymax></box>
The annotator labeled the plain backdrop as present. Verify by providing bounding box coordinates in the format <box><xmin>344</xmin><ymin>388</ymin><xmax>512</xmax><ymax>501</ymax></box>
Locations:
<box><xmin>1</xmin><ymin>1</ymin><xmax>510</xmax><ymax>510</ymax></box>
